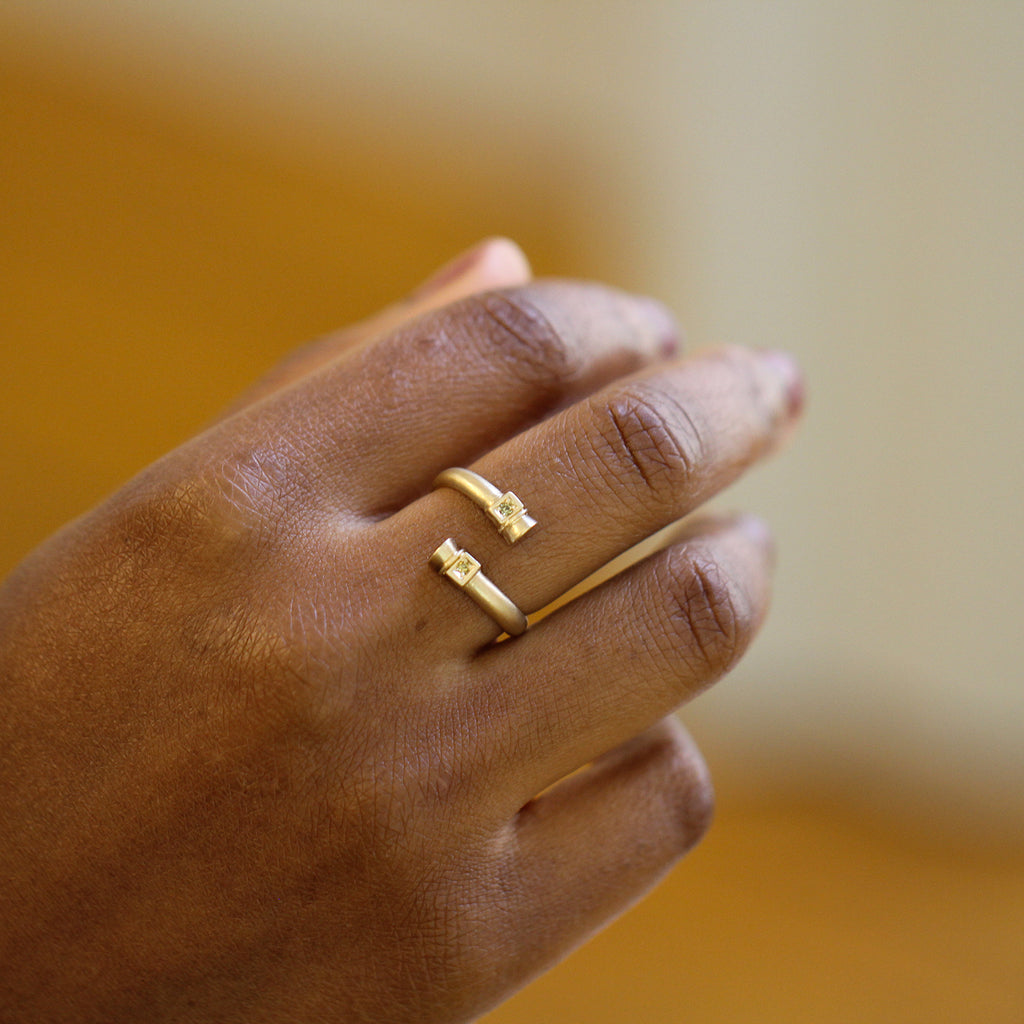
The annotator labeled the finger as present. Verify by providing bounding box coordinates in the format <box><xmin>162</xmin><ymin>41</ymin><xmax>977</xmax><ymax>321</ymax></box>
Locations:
<box><xmin>262</xmin><ymin>280</ymin><xmax>679</xmax><ymax>514</ymax></box>
<box><xmin>218</xmin><ymin>237</ymin><xmax>532</xmax><ymax>419</ymax></box>
<box><xmin>467</xmin><ymin>515</ymin><xmax>773</xmax><ymax>801</ymax></box>
<box><xmin>394</xmin><ymin>345</ymin><xmax>799</xmax><ymax>648</ymax></box>
<box><xmin>490</xmin><ymin>718</ymin><xmax>712</xmax><ymax>991</ymax></box>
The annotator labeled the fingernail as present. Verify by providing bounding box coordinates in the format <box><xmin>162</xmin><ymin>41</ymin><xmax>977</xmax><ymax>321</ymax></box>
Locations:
<box><xmin>411</xmin><ymin>241</ymin><xmax>492</xmax><ymax>299</ymax></box>
<box><xmin>410</xmin><ymin>237</ymin><xmax>531</xmax><ymax>301</ymax></box>
<box><xmin>660</xmin><ymin>333</ymin><xmax>682</xmax><ymax>358</ymax></box>
<box><xmin>734</xmin><ymin>514</ymin><xmax>776</xmax><ymax>565</ymax></box>
<box><xmin>634</xmin><ymin>297</ymin><xmax>682</xmax><ymax>358</ymax></box>
<box><xmin>758</xmin><ymin>349</ymin><xmax>805</xmax><ymax>419</ymax></box>
<box><xmin>734</xmin><ymin>513</ymin><xmax>772</xmax><ymax>544</ymax></box>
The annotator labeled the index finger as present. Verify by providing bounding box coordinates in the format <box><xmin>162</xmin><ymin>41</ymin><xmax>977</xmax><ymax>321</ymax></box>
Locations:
<box><xmin>216</xmin><ymin>237</ymin><xmax>533</xmax><ymax>421</ymax></box>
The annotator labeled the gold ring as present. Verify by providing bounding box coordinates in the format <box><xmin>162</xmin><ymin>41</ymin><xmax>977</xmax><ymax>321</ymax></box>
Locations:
<box><xmin>433</xmin><ymin>467</ymin><xmax>537</xmax><ymax>544</ymax></box>
<box><xmin>429</xmin><ymin>538</ymin><xmax>528</xmax><ymax>637</ymax></box>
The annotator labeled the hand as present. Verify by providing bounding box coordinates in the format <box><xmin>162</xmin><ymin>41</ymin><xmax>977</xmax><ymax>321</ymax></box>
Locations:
<box><xmin>0</xmin><ymin>239</ymin><xmax>803</xmax><ymax>1023</ymax></box>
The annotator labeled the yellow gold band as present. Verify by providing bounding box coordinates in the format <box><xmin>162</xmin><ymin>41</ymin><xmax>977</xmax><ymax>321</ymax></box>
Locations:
<box><xmin>433</xmin><ymin>467</ymin><xmax>537</xmax><ymax>544</ymax></box>
<box><xmin>429</xmin><ymin>538</ymin><xmax>528</xmax><ymax>637</ymax></box>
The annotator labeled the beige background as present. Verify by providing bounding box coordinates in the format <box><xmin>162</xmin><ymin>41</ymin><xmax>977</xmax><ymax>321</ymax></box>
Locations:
<box><xmin>2</xmin><ymin>2</ymin><xmax>1022</xmax><ymax>1020</ymax></box>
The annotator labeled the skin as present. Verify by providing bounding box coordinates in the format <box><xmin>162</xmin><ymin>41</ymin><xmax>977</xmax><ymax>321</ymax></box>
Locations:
<box><xmin>0</xmin><ymin>239</ymin><xmax>803</xmax><ymax>1023</ymax></box>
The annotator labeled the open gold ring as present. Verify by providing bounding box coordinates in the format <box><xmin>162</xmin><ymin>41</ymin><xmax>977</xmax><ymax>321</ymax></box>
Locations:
<box><xmin>433</xmin><ymin>467</ymin><xmax>537</xmax><ymax>544</ymax></box>
<box><xmin>429</xmin><ymin>538</ymin><xmax>528</xmax><ymax>637</ymax></box>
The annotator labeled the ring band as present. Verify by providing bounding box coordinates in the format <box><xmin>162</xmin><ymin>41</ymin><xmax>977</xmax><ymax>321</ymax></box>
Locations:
<box><xmin>429</xmin><ymin>538</ymin><xmax>528</xmax><ymax>637</ymax></box>
<box><xmin>433</xmin><ymin>467</ymin><xmax>537</xmax><ymax>544</ymax></box>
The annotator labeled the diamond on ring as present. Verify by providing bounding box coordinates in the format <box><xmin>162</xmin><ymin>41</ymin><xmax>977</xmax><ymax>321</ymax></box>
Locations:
<box><xmin>433</xmin><ymin>468</ymin><xmax>538</xmax><ymax>545</ymax></box>
<box><xmin>428</xmin><ymin>537</ymin><xmax>528</xmax><ymax>636</ymax></box>
<box><xmin>445</xmin><ymin>552</ymin><xmax>480</xmax><ymax>586</ymax></box>
<box><xmin>488</xmin><ymin>492</ymin><xmax>525</xmax><ymax>526</ymax></box>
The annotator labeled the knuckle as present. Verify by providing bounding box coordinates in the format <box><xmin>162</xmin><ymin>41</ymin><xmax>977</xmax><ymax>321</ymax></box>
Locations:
<box><xmin>207</xmin><ymin>439</ymin><xmax>318</xmax><ymax>536</ymax></box>
<box><xmin>465</xmin><ymin>289</ymin><xmax>581</xmax><ymax>389</ymax></box>
<box><xmin>117</xmin><ymin>451</ymin><xmax>290</xmax><ymax>557</ymax></box>
<box><xmin>661</xmin><ymin>551</ymin><xmax>748</xmax><ymax>677</ymax></box>
<box><xmin>181</xmin><ymin>588</ymin><xmax>299</xmax><ymax>701</ymax></box>
<box><xmin>116</xmin><ymin>471</ymin><xmax>216</xmax><ymax>556</ymax></box>
<box><xmin>113</xmin><ymin>474</ymin><xmax>335</xmax><ymax>707</ymax></box>
<box><xmin>656</xmin><ymin>732</ymin><xmax>716</xmax><ymax>851</ymax></box>
<box><xmin>631</xmin><ymin>723</ymin><xmax>715</xmax><ymax>857</ymax></box>
<box><xmin>592</xmin><ymin>388</ymin><xmax>702</xmax><ymax>504</ymax></box>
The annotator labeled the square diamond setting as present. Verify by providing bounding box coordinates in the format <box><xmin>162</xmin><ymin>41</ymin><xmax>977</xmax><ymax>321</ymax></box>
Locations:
<box><xmin>489</xmin><ymin>491</ymin><xmax>524</xmax><ymax>525</ymax></box>
<box><xmin>446</xmin><ymin>552</ymin><xmax>480</xmax><ymax>585</ymax></box>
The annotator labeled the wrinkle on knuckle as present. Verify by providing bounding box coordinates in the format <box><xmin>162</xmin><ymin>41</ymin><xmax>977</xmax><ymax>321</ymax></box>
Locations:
<box><xmin>209</xmin><ymin>440</ymin><xmax>316</xmax><ymax>535</ymax></box>
<box><xmin>117</xmin><ymin>475</ymin><xmax>215</xmax><ymax>558</ymax></box>
<box><xmin>182</xmin><ymin>593</ymin><xmax>283</xmax><ymax>693</ymax></box>
<box><xmin>319</xmin><ymin>696</ymin><xmax>472</xmax><ymax>850</ymax></box>
<box><xmin>215</xmin><ymin>450</ymin><xmax>288</xmax><ymax>523</ymax></box>
<box><xmin>469</xmin><ymin>291</ymin><xmax>580</xmax><ymax>389</ymax></box>
<box><xmin>180</xmin><ymin>575</ymin><xmax>354</xmax><ymax>737</ymax></box>
<box><xmin>658</xmin><ymin>743</ymin><xmax>715</xmax><ymax>852</ymax></box>
<box><xmin>660</xmin><ymin>553</ymin><xmax>744</xmax><ymax>678</ymax></box>
<box><xmin>116</xmin><ymin>447</ymin><xmax>309</xmax><ymax>573</ymax></box>
<box><xmin>593</xmin><ymin>388</ymin><xmax>700</xmax><ymax>505</ymax></box>
<box><xmin>635</xmin><ymin>726</ymin><xmax>716</xmax><ymax>857</ymax></box>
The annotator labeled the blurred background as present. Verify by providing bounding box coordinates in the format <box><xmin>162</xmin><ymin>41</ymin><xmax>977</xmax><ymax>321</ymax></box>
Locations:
<box><xmin>1</xmin><ymin>2</ymin><xmax>1021</xmax><ymax>1020</ymax></box>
